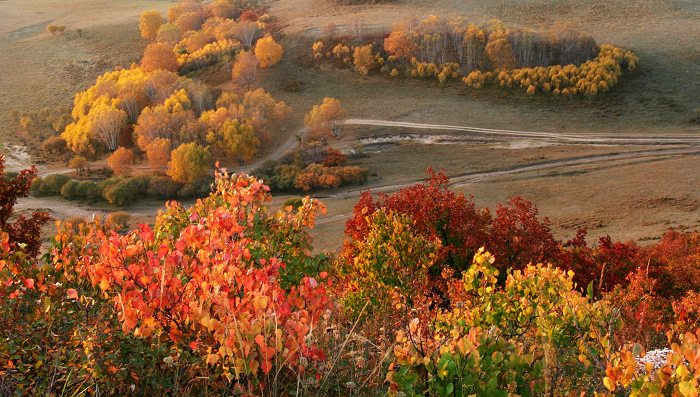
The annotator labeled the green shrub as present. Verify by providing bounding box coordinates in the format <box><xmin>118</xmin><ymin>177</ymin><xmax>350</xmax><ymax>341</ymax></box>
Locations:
<box><xmin>32</xmin><ymin>174</ymin><xmax>71</xmax><ymax>196</ymax></box>
<box><xmin>270</xmin><ymin>163</ymin><xmax>303</xmax><ymax>191</ymax></box>
<box><xmin>283</xmin><ymin>198</ymin><xmax>304</xmax><ymax>210</ymax></box>
<box><xmin>75</xmin><ymin>181</ymin><xmax>102</xmax><ymax>202</ymax></box>
<box><xmin>147</xmin><ymin>176</ymin><xmax>183</xmax><ymax>200</ymax></box>
<box><xmin>98</xmin><ymin>176</ymin><xmax>124</xmax><ymax>192</ymax></box>
<box><xmin>178</xmin><ymin>177</ymin><xmax>213</xmax><ymax>199</ymax></box>
<box><xmin>1</xmin><ymin>171</ymin><xmax>19</xmax><ymax>181</ymax></box>
<box><xmin>60</xmin><ymin>180</ymin><xmax>81</xmax><ymax>200</ymax></box>
<box><xmin>102</xmin><ymin>176</ymin><xmax>150</xmax><ymax>206</ymax></box>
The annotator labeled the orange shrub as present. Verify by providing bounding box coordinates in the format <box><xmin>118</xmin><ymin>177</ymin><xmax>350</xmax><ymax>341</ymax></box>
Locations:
<box><xmin>107</xmin><ymin>147</ymin><xmax>135</xmax><ymax>176</ymax></box>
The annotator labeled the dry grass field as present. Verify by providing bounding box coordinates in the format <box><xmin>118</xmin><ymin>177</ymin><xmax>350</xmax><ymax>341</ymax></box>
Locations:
<box><xmin>4</xmin><ymin>0</ymin><xmax>700</xmax><ymax>253</ymax></box>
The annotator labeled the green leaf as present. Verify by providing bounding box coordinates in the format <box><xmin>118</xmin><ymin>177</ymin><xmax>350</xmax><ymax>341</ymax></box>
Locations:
<box><xmin>632</xmin><ymin>343</ymin><xmax>642</xmax><ymax>357</ymax></box>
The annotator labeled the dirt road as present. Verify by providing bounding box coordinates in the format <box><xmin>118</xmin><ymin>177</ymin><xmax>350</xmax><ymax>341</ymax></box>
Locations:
<box><xmin>15</xmin><ymin>117</ymin><xmax>700</xmax><ymax>229</ymax></box>
<box><xmin>344</xmin><ymin>119</ymin><xmax>700</xmax><ymax>146</ymax></box>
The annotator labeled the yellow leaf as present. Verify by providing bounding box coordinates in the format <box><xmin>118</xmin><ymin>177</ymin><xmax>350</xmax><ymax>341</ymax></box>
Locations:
<box><xmin>603</xmin><ymin>377</ymin><xmax>615</xmax><ymax>391</ymax></box>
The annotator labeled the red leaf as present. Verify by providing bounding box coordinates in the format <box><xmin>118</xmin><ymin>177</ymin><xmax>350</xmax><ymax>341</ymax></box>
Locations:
<box><xmin>24</xmin><ymin>278</ymin><xmax>34</xmax><ymax>290</ymax></box>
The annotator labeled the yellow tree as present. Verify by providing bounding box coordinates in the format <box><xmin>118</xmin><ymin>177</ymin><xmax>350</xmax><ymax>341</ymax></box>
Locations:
<box><xmin>384</xmin><ymin>31</ymin><xmax>416</xmax><ymax>60</ymax></box>
<box><xmin>69</xmin><ymin>155</ymin><xmax>88</xmax><ymax>176</ymax></box>
<box><xmin>168</xmin><ymin>142</ymin><xmax>212</xmax><ymax>184</ymax></box>
<box><xmin>107</xmin><ymin>147</ymin><xmax>135</xmax><ymax>176</ymax></box>
<box><xmin>273</xmin><ymin>101</ymin><xmax>292</xmax><ymax>130</ymax></box>
<box><xmin>254</xmin><ymin>35</ymin><xmax>284</xmax><ymax>68</ymax></box>
<box><xmin>89</xmin><ymin>103</ymin><xmax>127</xmax><ymax>152</ymax></box>
<box><xmin>232</xmin><ymin>50</ymin><xmax>257</xmax><ymax>89</ymax></box>
<box><xmin>485</xmin><ymin>32</ymin><xmax>515</xmax><ymax>70</ymax></box>
<box><xmin>141</xmin><ymin>43</ymin><xmax>179</xmax><ymax>72</ymax></box>
<box><xmin>156</xmin><ymin>23</ymin><xmax>182</xmax><ymax>45</ymax></box>
<box><xmin>134</xmin><ymin>89</ymin><xmax>195</xmax><ymax>151</ymax></box>
<box><xmin>304</xmin><ymin>97</ymin><xmax>347</xmax><ymax>139</ymax></box>
<box><xmin>207</xmin><ymin>119</ymin><xmax>260</xmax><ymax>163</ymax></box>
<box><xmin>139</xmin><ymin>10</ymin><xmax>165</xmax><ymax>41</ymax></box>
<box><xmin>353</xmin><ymin>44</ymin><xmax>375</xmax><ymax>75</ymax></box>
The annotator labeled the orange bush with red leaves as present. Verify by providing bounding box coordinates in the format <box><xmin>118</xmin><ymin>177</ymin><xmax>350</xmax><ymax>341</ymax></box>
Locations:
<box><xmin>51</xmin><ymin>171</ymin><xmax>332</xmax><ymax>392</ymax></box>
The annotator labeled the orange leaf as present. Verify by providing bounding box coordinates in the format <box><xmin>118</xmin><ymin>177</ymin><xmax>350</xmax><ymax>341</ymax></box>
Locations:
<box><xmin>255</xmin><ymin>334</ymin><xmax>265</xmax><ymax>347</ymax></box>
<box><xmin>261</xmin><ymin>359</ymin><xmax>273</xmax><ymax>374</ymax></box>
<box><xmin>66</xmin><ymin>288</ymin><xmax>78</xmax><ymax>300</ymax></box>
<box><xmin>206</xmin><ymin>353</ymin><xmax>219</xmax><ymax>366</ymax></box>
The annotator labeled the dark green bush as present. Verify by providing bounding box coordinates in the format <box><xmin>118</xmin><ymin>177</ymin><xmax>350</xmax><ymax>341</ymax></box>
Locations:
<box><xmin>102</xmin><ymin>176</ymin><xmax>150</xmax><ymax>207</ymax></box>
<box><xmin>1</xmin><ymin>171</ymin><xmax>19</xmax><ymax>181</ymax></box>
<box><xmin>75</xmin><ymin>181</ymin><xmax>102</xmax><ymax>202</ymax></box>
<box><xmin>60</xmin><ymin>180</ymin><xmax>81</xmax><ymax>200</ymax></box>
<box><xmin>31</xmin><ymin>174</ymin><xmax>71</xmax><ymax>196</ymax></box>
<box><xmin>283</xmin><ymin>198</ymin><xmax>304</xmax><ymax>210</ymax></box>
<box><xmin>178</xmin><ymin>176</ymin><xmax>213</xmax><ymax>199</ymax></box>
<box><xmin>270</xmin><ymin>163</ymin><xmax>303</xmax><ymax>191</ymax></box>
<box><xmin>147</xmin><ymin>176</ymin><xmax>183</xmax><ymax>200</ymax></box>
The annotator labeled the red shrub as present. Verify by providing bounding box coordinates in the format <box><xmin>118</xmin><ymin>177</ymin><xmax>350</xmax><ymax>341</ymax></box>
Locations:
<box><xmin>323</xmin><ymin>147</ymin><xmax>347</xmax><ymax>167</ymax></box>
<box><xmin>344</xmin><ymin>170</ymin><xmax>491</xmax><ymax>276</ymax></box>
<box><xmin>487</xmin><ymin>196</ymin><xmax>561</xmax><ymax>274</ymax></box>
<box><xmin>0</xmin><ymin>155</ymin><xmax>51</xmax><ymax>258</ymax></box>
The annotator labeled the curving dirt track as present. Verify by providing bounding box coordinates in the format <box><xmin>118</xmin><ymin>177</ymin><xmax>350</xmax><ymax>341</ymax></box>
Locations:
<box><xmin>15</xmin><ymin>118</ymin><xmax>700</xmax><ymax>239</ymax></box>
<box><xmin>315</xmin><ymin>146</ymin><xmax>700</xmax><ymax>224</ymax></box>
<box><xmin>344</xmin><ymin>119</ymin><xmax>700</xmax><ymax>146</ymax></box>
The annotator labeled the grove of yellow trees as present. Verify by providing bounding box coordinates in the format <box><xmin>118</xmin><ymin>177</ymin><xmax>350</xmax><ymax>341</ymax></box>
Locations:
<box><xmin>463</xmin><ymin>44</ymin><xmax>639</xmax><ymax>96</ymax></box>
<box><xmin>310</xmin><ymin>15</ymin><xmax>637</xmax><ymax>96</ymax></box>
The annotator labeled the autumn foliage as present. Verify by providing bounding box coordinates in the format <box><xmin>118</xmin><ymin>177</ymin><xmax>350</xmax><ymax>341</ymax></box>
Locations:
<box><xmin>167</xmin><ymin>142</ymin><xmax>212</xmax><ymax>184</ymax></box>
<box><xmin>232</xmin><ymin>50</ymin><xmax>258</xmax><ymax>88</ymax></box>
<box><xmin>145</xmin><ymin>137</ymin><xmax>171</xmax><ymax>172</ymax></box>
<box><xmin>304</xmin><ymin>97</ymin><xmax>347</xmax><ymax>139</ymax></box>
<box><xmin>139</xmin><ymin>10</ymin><xmax>165</xmax><ymax>41</ymax></box>
<box><xmin>0</xmin><ymin>156</ymin><xmax>51</xmax><ymax>258</ymax></box>
<box><xmin>254</xmin><ymin>34</ymin><xmax>284</xmax><ymax>68</ymax></box>
<box><xmin>106</xmin><ymin>147</ymin><xmax>135</xmax><ymax>176</ymax></box>
<box><xmin>311</xmin><ymin>15</ymin><xmax>637</xmax><ymax>96</ymax></box>
<box><xmin>141</xmin><ymin>43</ymin><xmax>179</xmax><ymax>72</ymax></box>
<box><xmin>2</xmin><ymin>163</ymin><xmax>700</xmax><ymax>395</ymax></box>
<box><xmin>58</xmin><ymin>173</ymin><xmax>331</xmax><ymax>390</ymax></box>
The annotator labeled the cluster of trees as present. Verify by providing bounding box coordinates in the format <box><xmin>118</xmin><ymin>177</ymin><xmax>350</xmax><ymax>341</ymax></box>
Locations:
<box><xmin>311</xmin><ymin>16</ymin><xmax>637</xmax><ymax>95</ymax></box>
<box><xmin>463</xmin><ymin>44</ymin><xmax>639</xmax><ymax>95</ymax></box>
<box><xmin>138</xmin><ymin>1</ymin><xmax>282</xmax><ymax>73</ymax></box>
<box><xmin>254</xmin><ymin>148</ymin><xmax>368</xmax><ymax>192</ymax></box>
<box><xmin>59</xmin><ymin>64</ymin><xmax>293</xmax><ymax>188</ymax></box>
<box><xmin>2</xmin><ymin>160</ymin><xmax>700</xmax><ymax>395</ymax></box>
<box><xmin>46</xmin><ymin>0</ymin><xmax>297</xmax><ymax>203</ymax></box>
